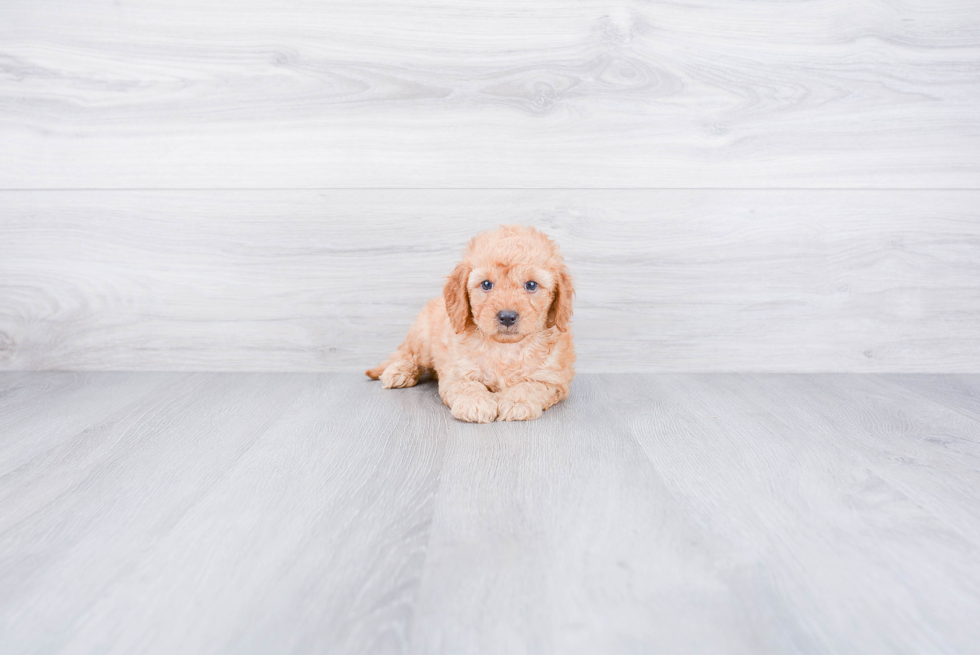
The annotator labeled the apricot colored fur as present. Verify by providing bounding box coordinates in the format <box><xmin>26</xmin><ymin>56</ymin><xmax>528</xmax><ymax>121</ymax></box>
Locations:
<box><xmin>366</xmin><ymin>225</ymin><xmax>575</xmax><ymax>422</ymax></box>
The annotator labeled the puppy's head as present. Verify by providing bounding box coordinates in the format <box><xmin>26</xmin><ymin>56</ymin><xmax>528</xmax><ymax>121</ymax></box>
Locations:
<box><xmin>444</xmin><ymin>225</ymin><xmax>573</xmax><ymax>342</ymax></box>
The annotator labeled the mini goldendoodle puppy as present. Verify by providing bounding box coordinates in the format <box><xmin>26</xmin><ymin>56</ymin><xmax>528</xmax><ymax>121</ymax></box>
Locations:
<box><xmin>366</xmin><ymin>225</ymin><xmax>574</xmax><ymax>422</ymax></box>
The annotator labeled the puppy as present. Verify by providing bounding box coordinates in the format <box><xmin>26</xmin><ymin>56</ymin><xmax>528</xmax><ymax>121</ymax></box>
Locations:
<box><xmin>366</xmin><ymin>225</ymin><xmax>574</xmax><ymax>422</ymax></box>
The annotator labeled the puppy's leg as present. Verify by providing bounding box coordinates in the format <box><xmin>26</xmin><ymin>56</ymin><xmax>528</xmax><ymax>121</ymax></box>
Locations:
<box><xmin>366</xmin><ymin>306</ymin><xmax>432</xmax><ymax>389</ymax></box>
<box><xmin>379</xmin><ymin>359</ymin><xmax>420</xmax><ymax>389</ymax></box>
<box><xmin>496</xmin><ymin>381</ymin><xmax>567</xmax><ymax>421</ymax></box>
<box><xmin>439</xmin><ymin>377</ymin><xmax>498</xmax><ymax>423</ymax></box>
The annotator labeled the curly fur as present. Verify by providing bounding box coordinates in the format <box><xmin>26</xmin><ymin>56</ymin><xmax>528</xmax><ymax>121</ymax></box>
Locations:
<box><xmin>366</xmin><ymin>225</ymin><xmax>575</xmax><ymax>422</ymax></box>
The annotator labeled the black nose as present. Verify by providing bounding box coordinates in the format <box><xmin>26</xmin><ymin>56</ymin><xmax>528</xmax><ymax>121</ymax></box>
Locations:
<box><xmin>497</xmin><ymin>310</ymin><xmax>518</xmax><ymax>327</ymax></box>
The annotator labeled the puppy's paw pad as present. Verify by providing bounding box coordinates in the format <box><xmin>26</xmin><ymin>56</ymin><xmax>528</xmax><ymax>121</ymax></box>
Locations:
<box><xmin>380</xmin><ymin>364</ymin><xmax>417</xmax><ymax>389</ymax></box>
<box><xmin>451</xmin><ymin>395</ymin><xmax>498</xmax><ymax>423</ymax></box>
<box><xmin>496</xmin><ymin>398</ymin><xmax>543</xmax><ymax>422</ymax></box>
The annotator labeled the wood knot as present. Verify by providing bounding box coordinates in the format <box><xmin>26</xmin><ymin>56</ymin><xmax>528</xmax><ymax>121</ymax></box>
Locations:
<box><xmin>0</xmin><ymin>331</ymin><xmax>13</xmax><ymax>361</ymax></box>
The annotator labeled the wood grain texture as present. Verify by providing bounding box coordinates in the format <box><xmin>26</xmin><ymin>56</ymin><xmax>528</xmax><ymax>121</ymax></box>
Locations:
<box><xmin>882</xmin><ymin>374</ymin><xmax>980</xmax><ymax>423</ymax></box>
<box><xmin>2</xmin><ymin>372</ymin><xmax>980</xmax><ymax>654</ymax></box>
<box><xmin>2</xmin><ymin>189</ymin><xmax>978</xmax><ymax>372</ymax></box>
<box><xmin>621</xmin><ymin>373</ymin><xmax>980</xmax><ymax>654</ymax></box>
<box><xmin>1</xmin><ymin>0</ymin><xmax>979</xmax><ymax>188</ymax></box>
<box><xmin>0</xmin><ymin>372</ymin><xmax>448</xmax><ymax>655</ymax></box>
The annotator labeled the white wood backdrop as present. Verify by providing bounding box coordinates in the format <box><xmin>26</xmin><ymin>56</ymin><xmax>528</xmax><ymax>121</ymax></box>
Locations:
<box><xmin>1</xmin><ymin>1</ymin><xmax>978</xmax><ymax>372</ymax></box>
<box><xmin>1</xmin><ymin>190</ymin><xmax>978</xmax><ymax>372</ymax></box>
<box><xmin>1</xmin><ymin>0</ymin><xmax>979</xmax><ymax>188</ymax></box>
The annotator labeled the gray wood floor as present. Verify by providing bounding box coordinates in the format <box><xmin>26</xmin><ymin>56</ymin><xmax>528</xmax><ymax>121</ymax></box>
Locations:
<box><xmin>2</xmin><ymin>372</ymin><xmax>979</xmax><ymax>655</ymax></box>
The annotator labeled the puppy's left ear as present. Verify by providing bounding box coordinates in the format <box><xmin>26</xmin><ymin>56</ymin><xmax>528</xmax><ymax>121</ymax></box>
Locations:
<box><xmin>443</xmin><ymin>263</ymin><xmax>474</xmax><ymax>334</ymax></box>
<box><xmin>547</xmin><ymin>266</ymin><xmax>574</xmax><ymax>332</ymax></box>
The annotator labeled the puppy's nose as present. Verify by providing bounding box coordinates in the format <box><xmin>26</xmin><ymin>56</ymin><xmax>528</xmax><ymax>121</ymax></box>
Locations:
<box><xmin>497</xmin><ymin>310</ymin><xmax>518</xmax><ymax>327</ymax></box>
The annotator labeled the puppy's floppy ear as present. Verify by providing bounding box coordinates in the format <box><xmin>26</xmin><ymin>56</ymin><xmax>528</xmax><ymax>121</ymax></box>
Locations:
<box><xmin>443</xmin><ymin>263</ymin><xmax>473</xmax><ymax>334</ymax></box>
<box><xmin>546</xmin><ymin>266</ymin><xmax>574</xmax><ymax>332</ymax></box>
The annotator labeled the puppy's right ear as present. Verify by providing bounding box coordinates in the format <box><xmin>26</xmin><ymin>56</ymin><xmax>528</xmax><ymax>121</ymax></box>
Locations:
<box><xmin>443</xmin><ymin>263</ymin><xmax>473</xmax><ymax>334</ymax></box>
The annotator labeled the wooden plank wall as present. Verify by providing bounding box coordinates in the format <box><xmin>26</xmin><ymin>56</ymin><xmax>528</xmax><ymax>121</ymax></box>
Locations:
<box><xmin>1</xmin><ymin>1</ymin><xmax>978</xmax><ymax>372</ymax></box>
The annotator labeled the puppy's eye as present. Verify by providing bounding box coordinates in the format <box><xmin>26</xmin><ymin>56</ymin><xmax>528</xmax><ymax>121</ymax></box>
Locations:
<box><xmin>481</xmin><ymin>280</ymin><xmax>493</xmax><ymax>291</ymax></box>
<box><xmin>524</xmin><ymin>281</ymin><xmax>538</xmax><ymax>292</ymax></box>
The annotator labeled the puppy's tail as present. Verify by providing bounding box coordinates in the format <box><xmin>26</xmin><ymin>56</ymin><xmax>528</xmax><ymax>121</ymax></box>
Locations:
<box><xmin>365</xmin><ymin>360</ymin><xmax>390</xmax><ymax>380</ymax></box>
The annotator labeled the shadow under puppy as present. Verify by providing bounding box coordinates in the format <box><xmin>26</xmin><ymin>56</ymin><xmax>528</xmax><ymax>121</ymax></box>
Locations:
<box><xmin>367</xmin><ymin>225</ymin><xmax>575</xmax><ymax>422</ymax></box>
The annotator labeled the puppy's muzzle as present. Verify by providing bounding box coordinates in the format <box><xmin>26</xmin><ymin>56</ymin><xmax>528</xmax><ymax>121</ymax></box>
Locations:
<box><xmin>497</xmin><ymin>310</ymin><xmax>518</xmax><ymax>327</ymax></box>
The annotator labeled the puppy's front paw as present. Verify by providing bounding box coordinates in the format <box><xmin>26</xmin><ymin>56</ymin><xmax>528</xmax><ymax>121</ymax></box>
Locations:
<box><xmin>451</xmin><ymin>394</ymin><xmax>498</xmax><ymax>423</ymax></box>
<box><xmin>380</xmin><ymin>362</ymin><xmax>418</xmax><ymax>389</ymax></box>
<box><xmin>496</xmin><ymin>398</ymin><xmax>543</xmax><ymax>422</ymax></box>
